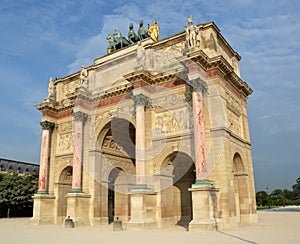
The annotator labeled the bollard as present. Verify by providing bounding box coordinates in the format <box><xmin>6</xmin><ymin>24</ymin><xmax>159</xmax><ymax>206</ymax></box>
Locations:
<box><xmin>64</xmin><ymin>216</ymin><xmax>75</xmax><ymax>228</ymax></box>
<box><xmin>113</xmin><ymin>217</ymin><xmax>123</xmax><ymax>231</ymax></box>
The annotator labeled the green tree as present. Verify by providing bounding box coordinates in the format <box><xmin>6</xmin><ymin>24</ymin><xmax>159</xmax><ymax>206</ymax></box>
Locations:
<box><xmin>283</xmin><ymin>189</ymin><xmax>293</xmax><ymax>200</ymax></box>
<box><xmin>0</xmin><ymin>173</ymin><xmax>38</xmax><ymax>217</ymax></box>
<box><xmin>270</xmin><ymin>189</ymin><xmax>286</xmax><ymax>206</ymax></box>
<box><xmin>292</xmin><ymin>176</ymin><xmax>300</xmax><ymax>199</ymax></box>
<box><xmin>256</xmin><ymin>191</ymin><xmax>268</xmax><ymax>207</ymax></box>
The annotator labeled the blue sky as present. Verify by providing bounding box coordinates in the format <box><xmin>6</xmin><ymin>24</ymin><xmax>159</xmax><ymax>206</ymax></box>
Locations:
<box><xmin>0</xmin><ymin>0</ymin><xmax>299</xmax><ymax>192</ymax></box>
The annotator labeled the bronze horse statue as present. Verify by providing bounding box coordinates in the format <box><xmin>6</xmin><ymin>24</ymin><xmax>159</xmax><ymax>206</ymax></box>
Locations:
<box><xmin>106</xmin><ymin>21</ymin><xmax>150</xmax><ymax>54</ymax></box>
<box><xmin>113</xmin><ymin>29</ymin><xmax>131</xmax><ymax>48</ymax></box>
<box><xmin>106</xmin><ymin>30</ymin><xmax>131</xmax><ymax>53</ymax></box>
<box><xmin>138</xmin><ymin>20</ymin><xmax>149</xmax><ymax>40</ymax></box>
<box><xmin>128</xmin><ymin>23</ymin><xmax>140</xmax><ymax>43</ymax></box>
<box><xmin>106</xmin><ymin>34</ymin><xmax>116</xmax><ymax>54</ymax></box>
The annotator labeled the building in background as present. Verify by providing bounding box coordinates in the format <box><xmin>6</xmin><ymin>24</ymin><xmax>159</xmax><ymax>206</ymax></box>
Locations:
<box><xmin>0</xmin><ymin>158</ymin><xmax>39</xmax><ymax>175</ymax></box>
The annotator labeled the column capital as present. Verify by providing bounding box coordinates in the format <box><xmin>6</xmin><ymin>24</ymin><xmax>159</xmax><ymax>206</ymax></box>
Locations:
<box><xmin>132</xmin><ymin>93</ymin><xmax>149</xmax><ymax>107</ymax></box>
<box><xmin>73</xmin><ymin>111</ymin><xmax>88</xmax><ymax>122</ymax></box>
<box><xmin>189</xmin><ymin>78</ymin><xmax>208</xmax><ymax>93</ymax></box>
<box><xmin>40</xmin><ymin>121</ymin><xmax>55</xmax><ymax>131</ymax></box>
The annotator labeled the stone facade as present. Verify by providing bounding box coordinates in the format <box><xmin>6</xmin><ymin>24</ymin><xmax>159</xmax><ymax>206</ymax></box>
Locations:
<box><xmin>32</xmin><ymin>21</ymin><xmax>257</xmax><ymax>230</ymax></box>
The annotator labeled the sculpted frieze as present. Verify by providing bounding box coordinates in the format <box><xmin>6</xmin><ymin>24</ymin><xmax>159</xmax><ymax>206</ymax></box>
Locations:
<box><xmin>225</xmin><ymin>92</ymin><xmax>241</xmax><ymax>116</ymax></box>
<box><xmin>63</xmin><ymin>80</ymin><xmax>80</xmax><ymax>97</ymax></box>
<box><xmin>228</xmin><ymin>110</ymin><xmax>241</xmax><ymax>135</ymax></box>
<box><xmin>95</xmin><ymin>111</ymin><xmax>111</xmax><ymax>132</ymax></box>
<box><xmin>57</xmin><ymin>133</ymin><xmax>73</xmax><ymax>154</ymax></box>
<box><xmin>102</xmin><ymin>135</ymin><xmax>128</xmax><ymax>157</ymax></box>
<box><xmin>58</xmin><ymin>121</ymin><xmax>72</xmax><ymax>134</ymax></box>
<box><xmin>153</xmin><ymin>107</ymin><xmax>191</xmax><ymax>135</ymax></box>
<box><xmin>151</xmin><ymin>93</ymin><xmax>185</xmax><ymax>109</ymax></box>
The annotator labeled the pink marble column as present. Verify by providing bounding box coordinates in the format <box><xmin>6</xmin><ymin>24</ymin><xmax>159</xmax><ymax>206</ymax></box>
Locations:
<box><xmin>190</xmin><ymin>78</ymin><xmax>208</xmax><ymax>181</ymax></box>
<box><xmin>37</xmin><ymin>121</ymin><xmax>55</xmax><ymax>194</ymax></box>
<box><xmin>71</xmin><ymin>111</ymin><xmax>87</xmax><ymax>193</ymax></box>
<box><xmin>133</xmin><ymin>94</ymin><xmax>148</xmax><ymax>187</ymax></box>
<box><xmin>192</xmin><ymin>90</ymin><xmax>207</xmax><ymax>179</ymax></box>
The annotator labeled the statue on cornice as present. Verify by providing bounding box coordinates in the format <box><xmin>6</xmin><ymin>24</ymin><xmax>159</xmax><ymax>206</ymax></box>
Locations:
<box><xmin>47</xmin><ymin>77</ymin><xmax>55</xmax><ymax>99</ymax></box>
<box><xmin>106</xmin><ymin>30</ymin><xmax>131</xmax><ymax>54</ymax></box>
<box><xmin>113</xmin><ymin>29</ymin><xmax>131</xmax><ymax>48</ymax></box>
<box><xmin>106</xmin><ymin>34</ymin><xmax>116</xmax><ymax>53</ymax></box>
<box><xmin>147</xmin><ymin>20</ymin><xmax>160</xmax><ymax>42</ymax></box>
<box><xmin>79</xmin><ymin>64</ymin><xmax>88</xmax><ymax>87</ymax></box>
<box><xmin>184</xmin><ymin>15</ymin><xmax>200</xmax><ymax>49</ymax></box>
<box><xmin>128</xmin><ymin>23</ymin><xmax>140</xmax><ymax>43</ymax></box>
<box><xmin>138</xmin><ymin>20</ymin><xmax>149</xmax><ymax>40</ymax></box>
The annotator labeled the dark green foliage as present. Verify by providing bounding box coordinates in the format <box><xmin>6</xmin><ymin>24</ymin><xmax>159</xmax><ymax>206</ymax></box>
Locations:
<box><xmin>292</xmin><ymin>176</ymin><xmax>300</xmax><ymax>199</ymax></box>
<box><xmin>270</xmin><ymin>189</ymin><xmax>286</xmax><ymax>206</ymax></box>
<box><xmin>256</xmin><ymin>176</ymin><xmax>300</xmax><ymax>209</ymax></box>
<box><xmin>0</xmin><ymin>173</ymin><xmax>38</xmax><ymax>218</ymax></box>
<box><xmin>256</xmin><ymin>191</ymin><xmax>268</xmax><ymax>207</ymax></box>
<box><xmin>283</xmin><ymin>189</ymin><xmax>294</xmax><ymax>200</ymax></box>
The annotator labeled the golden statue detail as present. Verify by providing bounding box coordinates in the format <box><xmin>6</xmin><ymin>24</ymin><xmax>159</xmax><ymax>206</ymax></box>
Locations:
<box><xmin>147</xmin><ymin>20</ymin><xmax>160</xmax><ymax>42</ymax></box>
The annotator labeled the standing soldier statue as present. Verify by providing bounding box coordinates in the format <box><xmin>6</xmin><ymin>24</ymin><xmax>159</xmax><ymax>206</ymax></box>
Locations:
<box><xmin>79</xmin><ymin>64</ymin><xmax>88</xmax><ymax>87</ymax></box>
<box><xmin>185</xmin><ymin>15</ymin><xmax>200</xmax><ymax>48</ymax></box>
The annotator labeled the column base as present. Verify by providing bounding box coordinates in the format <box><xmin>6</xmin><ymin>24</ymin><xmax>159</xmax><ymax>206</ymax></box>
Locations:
<box><xmin>192</xmin><ymin>179</ymin><xmax>216</xmax><ymax>188</ymax></box>
<box><xmin>188</xmin><ymin>179</ymin><xmax>219</xmax><ymax>231</ymax></box>
<box><xmin>189</xmin><ymin>219</ymin><xmax>219</xmax><ymax>231</ymax></box>
<box><xmin>127</xmin><ymin>218</ymin><xmax>158</xmax><ymax>230</ymax></box>
<box><xmin>130</xmin><ymin>184</ymin><xmax>151</xmax><ymax>193</ymax></box>
<box><xmin>70</xmin><ymin>188</ymin><xmax>82</xmax><ymax>193</ymax></box>
<box><xmin>127</xmin><ymin>188</ymin><xmax>158</xmax><ymax>229</ymax></box>
<box><xmin>31</xmin><ymin>194</ymin><xmax>56</xmax><ymax>225</ymax></box>
<box><xmin>66</xmin><ymin>192</ymin><xmax>91</xmax><ymax>226</ymax></box>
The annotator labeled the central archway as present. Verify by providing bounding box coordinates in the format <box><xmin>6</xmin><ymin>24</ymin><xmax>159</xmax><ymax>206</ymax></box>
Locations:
<box><xmin>97</xmin><ymin>118</ymin><xmax>136</xmax><ymax>224</ymax></box>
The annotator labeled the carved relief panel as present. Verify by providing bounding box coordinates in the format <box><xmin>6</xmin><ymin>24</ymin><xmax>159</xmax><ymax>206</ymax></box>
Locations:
<box><xmin>228</xmin><ymin>110</ymin><xmax>241</xmax><ymax>135</ymax></box>
<box><xmin>225</xmin><ymin>92</ymin><xmax>241</xmax><ymax>116</ymax></box>
<box><xmin>95</xmin><ymin>111</ymin><xmax>111</xmax><ymax>133</ymax></box>
<box><xmin>225</xmin><ymin>92</ymin><xmax>242</xmax><ymax>136</ymax></box>
<box><xmin>56</xmin><ymin>121</ymin><xmax>73</xmax><ymax>155</ymax></box>
<box><xmin>153</xmin><ymin>107</ymin><xmax>192</xmax><ymax>136</ymax></box>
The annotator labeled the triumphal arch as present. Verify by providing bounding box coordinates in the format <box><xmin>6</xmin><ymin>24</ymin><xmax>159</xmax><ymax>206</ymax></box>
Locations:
<box><xmin>32</xmin><ymin>17</ymin><xmax>257</xmax><ymax>230</ymax></box>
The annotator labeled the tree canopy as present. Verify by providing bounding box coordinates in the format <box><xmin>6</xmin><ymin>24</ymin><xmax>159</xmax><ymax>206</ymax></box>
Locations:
<box><xmin>292</xmin><ymin>176</ymin><xmax>300</xmax><ymax>199</ymax></box>
<box><xmin>0</xmin><ymin>172</ymin><xmax>38</xmax><ymax>217</ymax></box>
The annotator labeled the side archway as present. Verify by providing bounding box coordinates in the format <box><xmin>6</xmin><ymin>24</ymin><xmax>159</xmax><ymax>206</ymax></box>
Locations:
<box><xmin>57</xmin><ymin>166</ymin><xmax>72</xmax><ymax>223</ymax></box>
<box><xmin>107</xmin><ymin>167</ymin><xmax>131</xmax><ymax>224</ymax></box>
<box><xmin>233</xmin><ymin>153</ymin><xmax>250</xmax><ymax>222</ymax></box>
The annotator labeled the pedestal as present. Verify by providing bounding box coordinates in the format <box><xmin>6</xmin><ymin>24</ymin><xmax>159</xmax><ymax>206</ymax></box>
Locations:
<box><xmin>31</xmin><ymin>194</ymin><xmax>55</xmax><ymax>224</ymax></box>
<box><xmin>127</xmin><ymin>187</ymin><xmax>158</xmax><ymax>229</ymax></box>
<box><xmin>188</xmin><ymin>179</ymin><xmax>219</xmax><ymax>231</ymax></box>
<box><xmin>66</xmin><ymin>192</ymin><xmax>91</xmax><ymax>226</ymax></box>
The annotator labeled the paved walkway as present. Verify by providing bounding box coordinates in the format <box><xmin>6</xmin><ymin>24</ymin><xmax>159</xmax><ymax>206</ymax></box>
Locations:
<box><xmin>0</xmin><ymin>210</ymin><xmax>299</xmax><ymax>243</ymax></box>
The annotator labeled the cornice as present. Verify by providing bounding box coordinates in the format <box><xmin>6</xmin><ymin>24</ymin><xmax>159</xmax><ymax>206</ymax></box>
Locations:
<box><xmin>123</xmin><ymin>70</ymin><xmax>154</xmax><ymax>85</ymax></box>
<box><xmin>92</xmin><ymin>83</ymin><xmax>133</xmax><ymax>102</ymax></box>
<box><xmin>190</xmin><ymin>52</ymin><xmax>253</xmax><ymax>97</ymax></box>
<box><xmin>36</xmin><ymin>101</ymin><xmax>74</xmax><ymax>112</ymax></box>
<box><xmin>124</xmin><ymin>70</ymin><xmax>180</xmax><ymax>87</ymax></box>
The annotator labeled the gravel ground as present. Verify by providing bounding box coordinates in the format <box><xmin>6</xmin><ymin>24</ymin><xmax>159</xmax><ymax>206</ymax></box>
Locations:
<box><xmin>0</xmin><ymin>209</ymin><xmax>299</xmax><ymax>244</ymax></box>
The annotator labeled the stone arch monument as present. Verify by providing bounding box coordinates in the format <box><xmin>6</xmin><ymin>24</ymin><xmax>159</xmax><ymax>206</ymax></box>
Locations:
<box><xmin>31</xmin><ymin>19</ymin><xmax>257</xmax><ymax>230</ymax></box>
